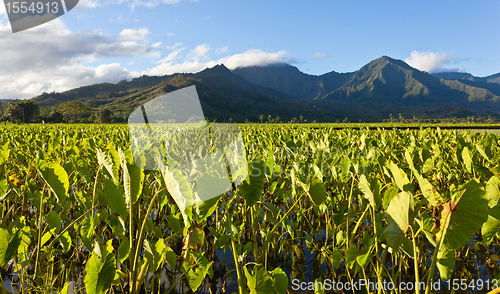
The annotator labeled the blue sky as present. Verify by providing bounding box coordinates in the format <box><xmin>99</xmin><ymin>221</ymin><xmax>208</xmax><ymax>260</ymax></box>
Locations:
<box><xmin>0</xmin><ymin>0</ymin><xmax>499</xmax><ymax>99</ymax></box>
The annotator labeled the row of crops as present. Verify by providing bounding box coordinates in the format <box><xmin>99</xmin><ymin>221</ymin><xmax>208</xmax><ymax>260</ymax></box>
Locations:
<box><xmin>1</xmin><ymin>124</ymin><xmax>500</xmax><ymax>293</ymax></box>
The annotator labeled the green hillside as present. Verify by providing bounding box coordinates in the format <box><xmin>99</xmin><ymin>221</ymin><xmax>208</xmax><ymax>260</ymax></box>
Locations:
<box><xmin>24</xmin><ymin>55</ymin><xmax>500</xmax><ymax>122</ymax></box>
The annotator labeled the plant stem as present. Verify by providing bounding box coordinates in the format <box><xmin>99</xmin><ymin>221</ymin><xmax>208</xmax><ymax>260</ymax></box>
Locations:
<box><xmin>47</xmin><ymin>203</ymin><xmax>100</xmax><ymax>249</ymax></box>
<box><xmin>34</xmin><ymin>189</ymin><xmax>44</xmax><ymax>279</ymax></box>
<box><xmin>346</xmin><ymin>177</ymin><xmax>356</xmax><ymax>249</ymax></box>
<box><xmin>132</xmin><ymin>188</ymin><xmax>166</xmax><ymax>291</ymax></box>
<box><xmin>410</xmin><ymin>225</ymin><xmax>420</xmax><ymax>294</ymax></box>
<box><xmin>129</xmin><ymin>197</ymin><xmax>136</xmax><ymax>294</ymax></box>
<box><xmin>425</xmin><ymin>210</ymin><xmax>451</xmax><ymax>294</ymax></box>
<box><xmin>250</xmin><ymin>207</ymin><xmax>259</xmax><ymax>263</ymax></box>
<box><xmin>231</xmin><ymin>236</ymin><xmax>247</xmax><ymax>294</ymax></box>
<box><xmin>91</xmin><ymin>164</ymin><xmax>102</xmax><ymax>217</ymax></box>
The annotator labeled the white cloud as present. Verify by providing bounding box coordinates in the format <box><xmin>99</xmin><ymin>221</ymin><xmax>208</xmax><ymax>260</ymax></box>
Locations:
<box><xmin>156</xmin><ymin>48</ymin><xmax>184</xmax><ymax>63</ymax></box>
<box><xmin>166</xmin><ymin>32</ymin><xmax>175</xmax><ymax>37</ymax></box>
<box><xmin>166</xmin><ymin>42</ymin><xmax>182</xmax><ymax>50</ymax></box>
<box><xmin>133</xmin><ymin>48</ymin><xmax>291</xmax><ymax>76</ymax></box>
<box><xmin>74</xmin><ymin>0</ymin><xmax>195</xmax><ymax>8</ymax></box>
<box><xmin>0</xmin><ymin>3</ymin><xmax>7</xmax><ymax>18</ymax></box>
<box><xmin>405</xmin><ymin>50</ymin><xmax>465</xmax><ymax>73</ymax></box>
<box><xmin>186</xmin><ymin>44</ymin><xmax>211</xmax><ymax>61</ymax></box>
<box><xmin>0</xmin><ymin>12</ymin><xmax>291</xmax><ymax>100</ymax></box>
<box><xmin>314</xmin><ymin>52</ymin><xmax>330</xmax><ymax>58</ymax></box>
<box><xmin>215</xmin><ymin>46</ymin><xmax>228</xmax><ymax>54</ymax></box>
<box><xmin>0</xmin><ymin>19</ymin><xmax>160</xmax><ymax>99</ymax></box>
<box><xmin>118</xmin><ymin>27</ymin><xmax>149</xmax><ymax>40</ymax></box>
<box><xmin>151</xmin><ymin>42</ymin><xmax>162</xmax><ymax>48</ymax></box>
<box><xmin>219</xmin><ymin>49</ymin><xmax>290</xmax><ymax>69</ymax></box>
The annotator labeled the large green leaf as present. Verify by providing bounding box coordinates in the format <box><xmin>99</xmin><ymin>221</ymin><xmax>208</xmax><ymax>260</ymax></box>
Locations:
<box><xmin>59</xmin><ymin>281</ymin><xmax>72</xmax><ymax>294</ymax></box>
<box><xmin>437</xmin><ymin>249</ymin><xmax>455</xmax><ymax>281</ymax></box>
<box><xmin>46</xmin><ymin>211</ymin><xmax>62</xmax><ymax>234</ymax></box>
<box><xmin>385</xmin><ymin>191</ymin><xmax>413</xmax><ymax>250</ymax></box>
<box><xmin>485</xmin><ymin>176</ymin><xmax>500</xmax><ymax>208</ymax></box>
<box><xmin>0</xmin><ymin>228</ymin><xmax>21</xmax><ymax>267</ymax></box>
<box><xmin>119</xmin><ymin>148</ymin><xmax>144</xmax><ymax>207</ymax></box>
<box><xmin>45</xmin><ymin>211</ymin><xmax>71</xmax><ymax>252</ymax></box>
<box><xmin>345</xmin><ymin>246</ymin><xmax>359</xmax><ymax>269</ymax></box>
<box><xmin>462</xmin><ymin>147</ymin><xmax>472</xmax><ymax>174</ymax></box>
<box><xmin>0</xmin><ymin>179</ymin><xmax>9</xmax><ymax>200</ymax></box>
<box><xmin>97</xmin><ymin>147</ymin><xmax>120</xmax><ymax>184</ymax></box>
<box><xmin>144</xmin><ymin>239</ymin><xmax>166</xmax><ymax>271</ymax></box>
<box><xmin>193</xmin><ymin>161</ymin><xmax>232</xmax><ymax>202</ymax></box>
<box><xmin>358</xmin><ymin>174</ymin><xmax>381</xmax><ymax>209</ymax></box>
<box><xmin>73</xmin><ymin>158</ymin><xmax>93</xmax><ymax>184</ymax></box>
<box><xmin>104</xmin><ymin>179</ymin><xmax>127</xmax><ymax>220</ymax></box>
<box><xmin>194</xmin><ymin>196</ymin><xmax>220</xmax><ymax>223</ymax></box>
<box><xmin>442</xmin><ymin>179</ymin><xmax>488</xmax><ymax>250</ymax></box>
<box><xmin>414</xmin><ymin>172</ymin><xmax>442</xmax><ymax>207</ymax></box>
<box><xmin>388</xmin><ymin>161</ymin><xmax>410</xmax><ymax>192</ymax></box>
<box><xmin>38</xmin><ymin>160</ymin><xmax>69</xmax><ymax>202</ymax></box>
<box><xmin>0</xmin><ymin>142</ymin><xmax>10</xmax><ymax>165</ymax></box>
<box><xmin>244</xmin><ymin>264</ymin><xmax>274</xmax><ymax>294</ymax></box>
<box><xmin>240</xmin><ymin>160</ymin><xmax>266</xmax><ymax>206</ymax></box>
<box><xmin>481</xmin><ymin>204</ymin><xmax>500</xmax><ymax>245</ymax></box>
<box><xmin>161</xmin><ymin>166</ymin><xmax>193</xmax><ymax>227</ymax></box>
<box><xmin>272</xmin><ymin>267</ymin><xmax>288</xmax><ymax>294</ymax></box>
<box><xmin>165</xmin><ymin>247</ymin><xmax>177</xmax><ymax>270</ymax></box>
<box><xmin>183</xmin><ymin>251</ymin><xmax>212</xmax><ymax>292</ymax></box>
<box><xmin>84</xmin><ymin>251</ymin><xmax>116</xmax><ymax>294</ymax></box>
<box><xmin>117</xmin><ymin>237</ymin><xmax>130</xmax><ymax>263</ymax></box>
<box><xmin>308</xmin><ymin>176</ymin><xmax>326</xmax><ymax>206</ymax></box>
<box><xmin>59</xmin><ymin>231</ymin><xmax>72</xmax><ymax>253</ymax></box>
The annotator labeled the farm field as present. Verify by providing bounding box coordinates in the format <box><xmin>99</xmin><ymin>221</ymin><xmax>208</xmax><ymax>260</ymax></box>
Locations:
<box><xmin>1</xmin><ymin>123</ymin><xmax>500</xmax><ymax>294</ymax></box>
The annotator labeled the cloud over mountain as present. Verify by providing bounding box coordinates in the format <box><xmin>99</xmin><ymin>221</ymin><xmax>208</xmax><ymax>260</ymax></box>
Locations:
<box><xmin>405</xmin><ymin>50</ymin><xmax>465</xmax><ymax>73</ymax></box>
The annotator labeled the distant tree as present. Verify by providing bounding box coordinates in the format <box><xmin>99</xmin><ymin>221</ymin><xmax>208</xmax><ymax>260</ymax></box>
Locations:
<box><xmin>398</xmin><ymin>113</ymin><xmax>404</xmax><ymax>123</ymax></box>
<box><xmin>58</xmin><ymin>101</ymin><xmax>91</xmax><ymax>123</ymax></box>
<box><xmin>299</xmin><ymin>115</ymin><xmax>304</xmax><ymax>123</ymax></box>
<box><xmin>275</xmin><ymin>116</ymin><xmax>280</xmax><ymax>123</ymax></box>
<box><xmin>47</xmin><ymin>111</ymin><xmax>64</xmax><ymax>123</ymax></box>
<box><xmin>343</xmin><ymin>117</ymin><xmax>349</xmax><ymax>123</ymax></box>
<box><xmin>389</xmin><ymin>114</ymin><xmax>394</xmax><ymax>123</ymax></box>
<box><xmin>267</xmin><ymin>115</ymin><xmax>272</xmax><ymax>123</ymax></box>
<box><xmin>6</xmin><ymin>100</ymin><xmax>39</xmax><ymax>123</ymax></box>
<box><xmin>259</xmin><ymin>114</ymin><xmax>264</xmax><ymax>123</ymax></box>
<box><xmin>97</xmin><ymin>108</ymin><xmax>113</xmax><ymax>123</ymax></box>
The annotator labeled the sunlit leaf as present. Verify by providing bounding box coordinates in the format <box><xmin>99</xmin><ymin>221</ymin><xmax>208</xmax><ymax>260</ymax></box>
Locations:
<box><xmin>38</xmin><ymin>160</ymin><xmax>69</xmax><ymax>202</ymax></box>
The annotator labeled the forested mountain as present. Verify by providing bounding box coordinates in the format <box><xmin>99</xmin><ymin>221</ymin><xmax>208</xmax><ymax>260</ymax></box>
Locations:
<box><xmin>233</xmin><ymin>56</ymin><xmax>500</xmax><ymax>110</ymax></box>
<box><xmin>26</xmin><ymin>56</ymin><xmax>500</xmax><ymax>122</ymax></box>
<box><xmin>432</xmin><ymin>71</ymin><xmax>500</xmax><ymax>84</ymax></box>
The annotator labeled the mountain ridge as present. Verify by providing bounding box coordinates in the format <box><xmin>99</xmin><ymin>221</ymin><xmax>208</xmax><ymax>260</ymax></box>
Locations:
<box><xmin>26</xmin><ymin>55</ymin><xmax>500</xmax><ymax>122</ymax></box>
<box><xmin>233</xmin><ymin>56</ymin><xmax>500</xmax><ymax>110</ymax></box>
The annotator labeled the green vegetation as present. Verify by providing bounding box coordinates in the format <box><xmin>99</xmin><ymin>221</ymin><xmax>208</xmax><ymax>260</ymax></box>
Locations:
<box><xmin>1</xmin><ymin>56</ymin><xmax>498</xmax><ymax>123</ymax></box>
<box><xmin>1</xmin><ymin>123</ymin><xmax>500</xmax><ymax>293</ymax></box>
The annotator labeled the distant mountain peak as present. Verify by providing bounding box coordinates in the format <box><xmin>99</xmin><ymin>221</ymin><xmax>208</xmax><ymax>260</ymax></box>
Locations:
<box><xmin>201</xmin><ymin>64</ymin><xmax>231</xmax><ymax>75</ymax></box>
<box><xmin>368</xmin><ymin>55</ymin><xmax>413</xmax><ymax>70</ymax></box>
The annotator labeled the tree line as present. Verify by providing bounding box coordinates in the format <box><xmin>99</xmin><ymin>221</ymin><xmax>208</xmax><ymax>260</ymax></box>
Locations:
<box><xmin>1</xmin><ymin>100</ymin><xmax>116</xmax><ymax>124</ymax></box>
